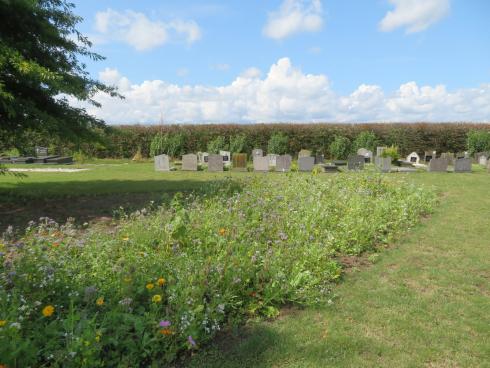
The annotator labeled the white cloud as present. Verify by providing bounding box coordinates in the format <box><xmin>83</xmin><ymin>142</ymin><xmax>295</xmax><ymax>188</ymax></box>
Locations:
<box><xmin>263</xmin><ymin>0</ymin><xmax>324</xmax><ymax>40</ymax></box>
<box><xmin>379</xmin><ymin>0</ymin><xmax>450</xmax><ymax>33</ymax></box>
<box><xmin>70</xmin><ymin>58</ymin><xmax>490</xmax><ymax>124</ymax></box>
<box><xmin>94</xmin><ymin>9</ymin><xmax>201</xmax><ymax>51</ymax></box>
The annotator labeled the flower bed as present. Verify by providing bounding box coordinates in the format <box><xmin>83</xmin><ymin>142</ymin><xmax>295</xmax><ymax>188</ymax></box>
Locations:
<box><xmin>0</xmin><ymin>174</ymin><xmax>435</xmax><ymax>366</ymax></box>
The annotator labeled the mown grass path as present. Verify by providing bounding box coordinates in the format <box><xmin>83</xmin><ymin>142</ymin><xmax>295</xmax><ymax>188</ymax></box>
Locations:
<box><xmin>186</xmin><ymin>171</ymin><xmax>490</xmax><ymax>367</ymax></box>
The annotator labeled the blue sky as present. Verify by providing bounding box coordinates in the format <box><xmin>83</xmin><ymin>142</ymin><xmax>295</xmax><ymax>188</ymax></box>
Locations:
<box><xmin>70</xmin><ymin>0</ymin><xmax>490</xmax><ymax>123</ymax></box>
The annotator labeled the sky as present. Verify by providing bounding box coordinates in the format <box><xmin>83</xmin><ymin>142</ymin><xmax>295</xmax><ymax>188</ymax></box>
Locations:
<box><xmin>69</xmin><ymin>0</ymin><xmax>490</xmax><ymax>124</ymax></box>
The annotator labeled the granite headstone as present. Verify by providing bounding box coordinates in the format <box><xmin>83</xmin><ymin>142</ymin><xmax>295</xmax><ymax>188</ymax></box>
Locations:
<box><xmin>298</xmin><ymin>156</ymin><xmax>315</xmax><ymax>172</ymax></box>
<box><xmin>253</xmin><ymin>156</ymin><xmax>269</xmax><ymax>172</ymax></box>
<box><xmin>347</xmin><ymin>155</ymin><xmax>365</xmax><ymax>170</ymax></box>
<box><xmin>428</xmin><ymin>158</ymin><xmax>448</xmax><ymax>172</ymax></box>
<box><xmin>208</xmin><ymin>154</ymin><xmax>224</xmax><ymax>172</ymax></box>
<box><xmin>454</xmin><ymin>158</ymin><xmax>471</xmax><ymax>173</ymax></box>
<box><xmin>154</xmin><ymin>154</ymin><xmax>170</xmax><ymax>172</ymax></box>
<box><xmin>182</xmin><ymin>154</ymin><xmax>198</xmax><ymax>171</ymax></box>
<box><xmin>275</xmin><ymin>154</ymin><xmax>292</xmax><ymax>172</ymax></box>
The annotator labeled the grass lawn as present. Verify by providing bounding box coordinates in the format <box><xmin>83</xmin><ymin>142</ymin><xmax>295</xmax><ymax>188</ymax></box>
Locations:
<box><xmin>1</xmin><ymin>162</ymin><xmax>489</xmax><ymax>367</ymax></box>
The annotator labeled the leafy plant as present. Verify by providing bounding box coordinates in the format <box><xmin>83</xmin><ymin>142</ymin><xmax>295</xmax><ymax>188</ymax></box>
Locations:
<box><xmin>267</xmin><ymin>133</ymin><xmax>289</xmax><ymax>154</ymax></box>
<box><xmin>467</xmin><ymin>130</ymin><xmax>490</xmax><ymax>156</ymax></box>
<box><xmin>381</xmin><ymin>145</ymin><xmax>400</xmax><ymax>163</ymax></box>
<box><xmin>329</xmin><ymin>135</ymin><xmax>351</xmax><ymax>159</ymax></box>
<box><xmin>150</xmin><ymin>133</ymin><xmax>185</xmax><ymax>158</ymax></box>
<box><xmin>229</xmin><ymin>134</ymin><xmax>247</xmax><ymax>153</ymax></box>
<box><xmin>353</xmin><ymin>131</ymin><xmax>378</xmax><ymax>152</ymax></box>
<box><xmin>207</xmin><ymin>136</ymin><xmax>228</xmax><ymax>154</ymax></box>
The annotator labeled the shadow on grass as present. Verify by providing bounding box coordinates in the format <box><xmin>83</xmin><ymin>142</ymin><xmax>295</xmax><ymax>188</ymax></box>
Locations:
<box><xmin>0</xmin><ymin>177</ymin><xmax>241</xmax><ymax>233</ymax></box>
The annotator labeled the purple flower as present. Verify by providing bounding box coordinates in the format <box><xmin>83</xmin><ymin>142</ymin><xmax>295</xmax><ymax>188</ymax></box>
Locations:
<box><xmin>159</xmin><ymin>320</ymin><xmax>171</xmax><ymax>327</ymax></box>
<box><xmin>188</xmin><ymin>335</ymin><xmax>196</xmax><ymax>347</ymax></box>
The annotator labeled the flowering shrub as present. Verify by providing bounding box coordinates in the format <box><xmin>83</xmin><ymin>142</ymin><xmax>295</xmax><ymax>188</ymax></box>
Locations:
<box><xmin>0</xmin><ymin>174</ymin><xmax>435</xmax><ymax>366</ymax></box>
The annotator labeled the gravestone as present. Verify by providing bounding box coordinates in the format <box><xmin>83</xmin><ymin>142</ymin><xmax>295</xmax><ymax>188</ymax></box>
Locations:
<box><xmin>298</xmin><ymin>156</ymin><xmax>315</xmax><ymax>172</ymax></box>
<box><xmin>454</xmin><ymin>158</ymin><xmax>471</xmax><ymax>173</ymax></box>
<box><xmin>376</xmin><ymin>146</ymin><xmax>387</xmax><ymax>157</ymax></box>
<box><xmin>253</xmin><ymin>156</ymin><xmax>269</xmax><ymax>172</ymax></box>
<box><xmin>478</xmin><ymin>155</ymin><xmax>488</xmax><ymax>166</ymax></box>
<box><xmin>428</xmin><ymin>158</ymin><xmax>448</xmax><ymax>172</ymax></box>
<box><xmin>154</xmin><ymin>154</ymin><xmax>170</xmax><ymax>172</ymax></box>
<box><xmin>441</xmin><ymin>152</ymin><xmax>455</xmax><ymax>166</ymax></box>
<box><xmin>456</xmin><ymin>152</ymin><xmax>469</xmax><ymax>159</ymax></box>
<box><xmin>35</xmin><ymin>146</ymin><xmax>48</xmax><ymax>157</ymax></box>
<box><xmin>357</xmin><ymin>148</ymin><xmax>373</xmax><ymax>163</ymax></box>
<box><xmin>406</xmin><ymin>152</ymin><xmax>420</xmax><ymax>164</ymax></box>
<box><xmin>314</xmin><ymin>154</ymin><xmax>325</xmax><ymax>164</ymax></box>
<box><xmin>208</xmin><ymin>154</ymin><xmax>224</xmax><ymax>172</ymax></box>
<box><xmin>320</xmin><ymin>164</ymin><xmax>339</xmax><ymax>173</ymax></box>
<box><xmin>347</xmin><ymin>155</ymin><xmax>365</xmax><ymax>171</ymax></box>
<box><xmin>198</xmin><ymin>152</ymin><xmax>209</xmax><ymax>164</ymax></box>
<box><xmin>275</xmin><ymin>154</ymin><xmax>292</xmax><ymax>172</ymax></box>
<box><xmin>182</xmin><ymin>154</ymin><xmax>198</xmax><ymax>171</ymax></box>
<box><xmin>376</xmin><ymin>157</ymin><xmax>391</xmax><ymax>173</ymax></box>
<box><xmin>219</xmin><ymin>150</ymin><xmax>231</xmax><ymax>166</ymax></box>
<box><xmin>252</xmin><ymin>149</ymin><xmax>263</xmax><ymax>158</ymax></box>
<box><xmin>232</xmin><ymin>153</ymin><xmax>247</xmax><ymax>171</ymax></box>
<box><xmin>298</xmin><ymin>149</ymin><xmax>312</xmax><ymax>158</ymax></box>
<box><xmin>267</xmin><ymin>154</ymin><xmax>279</xmax><ymax>167</ymax></box>
<box><xmin>424</xmin><ymin>150</ymin><xmax>436</xmax><ymax>163</ymax></box>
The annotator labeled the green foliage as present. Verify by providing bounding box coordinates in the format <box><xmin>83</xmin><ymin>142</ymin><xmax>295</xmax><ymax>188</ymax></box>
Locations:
<box><xmin>0</xmin><ymin>174</ymin><xmax>434</xmax><ymax>366</ymax></box>
<box><xmin>150</xmin><ymin>133</ymin><xmax>185</xmax><ymax>158</ymax></box>
<box><xmin>229</xmin><ymin>134</ymin><xmax>247</xmax><ymax>153</ymax></box>
<box><xmin>207</xmin><ymin>136</ymin><xmax>228</xmax><ymax>154</ymax></box>
<box><xmin>353</xmin><ymin>131</ymin><xmax>378</xmax><ymax>152</ymax></box>
<box><xmin>0</xmin><ymin>0</ymin><xmax>121</xmax><ymax>142</ymax></box>
<box><xmin>466</xmin><ymin>130</ymin><xmax>490</xmax><ymax>156</ymax></box>
<box><xmin>267</xmin><ymin>132</ymin><xmax>289</xmax><ymax>154</ymax></box>
<box><xmin>381</xmin><ymin>145</ymin><xmax>400</xmax><ymax>162</ymax></box>
<box><xmin>329</xmin><ymin>135</ymin><xmax>351</xmax><ymax>159</ymax></box>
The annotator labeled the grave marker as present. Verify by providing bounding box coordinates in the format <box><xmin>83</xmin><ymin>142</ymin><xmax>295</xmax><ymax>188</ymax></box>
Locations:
<box><xmin>428</xmin><ymin>158</ymin><xmax>448</xmax><ymax>172</ymax></box>
<box><xmin>376</xmin><ymin>146</ymin><xmax>387</xmax><ymax>157</ymax></box>
<box><xmin>454</xmin><ymin>158</ymin><xmax>471</xmax><ymax>173</ymax></box>
<box><xmin>232</xmin><ymin>153</ymin><xmax>248</xmax><ymax>171</ymax></box>
<box><xmin>182</xmin><ymin>154</ymin><xmax>198</xmax><ymax>171</ymax></box>
<box><xmin>219</xmin><ymin>150</ymin><xmax>231</xmax><ymax>165</ymax></box>
<box><xmin>253</xmin><ymin>156</ymin><xmax>269</xmax><ymax>172</ymax></box>
<box><xmin>252</xmin><ymin>149</ymin><xmax>263</xmax><ymax>158</ymax></box>
<box><xmin>424</xmin><ymin>150</ymin><xmax>436</xmax><ymax>163</ymax></box>
<box><xmin>275</xmin><ymin>154</ymin><xmax>292</xmax><ymax>172</ymax></box>
<box><xmin>357</xmin><ymin>148</ymin><xmax>373</xmax><ymax>163</ymax></box>
<box><xmin>154</xmin><ymin>154</ymin><xmax>170</xmax><ymax>172</ymax></box>
<box><xmin>208</xmin><ymin>154</ymin><xmax>224</xmax><ymax>172</ymax></box>
<box><xmin>347</xmin><ymin>155</ymin><xmax>365</xmax><ymax>170</ymax></box>
<box><xmin>376</xmin><ymin>157</ymin><xmax>391</xmax><ymax>173</ymax></box>
<box><xmin>406</xmin><ymin>152</ymin><xmax>420</xmax><ymax>164</ymax></box>
<box><xmin>267</xmin><ymin>154</ymin><xmax>279</xmax><ymax>167</ymax></box>
<box><xmin>298</xmin><ymin>156</ymin><xmax>315</xmax><ymax>172</ymax></box>
<box><xmin>298</xmin><ymin>149</ymin><xmax>312</xmax><ymax>158</ymax></box>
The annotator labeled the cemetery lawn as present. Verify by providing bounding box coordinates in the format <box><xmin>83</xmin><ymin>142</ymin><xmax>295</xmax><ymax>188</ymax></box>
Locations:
<box><xmin>186</xmin><ymin>170</ymin><xmax>490</xmax><ymax>368</ymax></box>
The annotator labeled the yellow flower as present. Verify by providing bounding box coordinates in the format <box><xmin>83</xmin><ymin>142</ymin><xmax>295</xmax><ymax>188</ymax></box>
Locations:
<box><xmin>95</xmin><ymin>335</ymin><xmax>100</xmax><ymax>342</ymax></box>
<box><xmin>146</xmin><ymin>283</ymin><xmax>154</xmax><ymax>290</ymax></box>
<box><xmin>219</xmin><ymin>228</ymin><xmax>226</xmax><ymax>236</ymax></box>
<box><xmin>157</xmin><ymin>278</ymin><xmax>166</xmax><ymax>287</ymax></box>
<box><xmin>122</xmin><ymin>236</ymin><xmax>129</xmax><ymax>242</ymax></box>
<box><xmin>152</xmin><ymin>294</ymin><xmax>162</xmax><ymax>303</ymax></box>
<box><xmin>95</xmin><ymin>331</ymin><xmax>102</xmax><ymax>342</ymax></box>
<box><xmin>0</xmin><ymin>320</ymin><xmax>6</xmax><ymax>327</ymax></box>
<box><xmin>42</xmin><ymin>305</ymin><xmax>55</xmax><ymax>317</ymax></box>
<box><xmin>96</xmin><ymin>297</ymin><xmax>105</xmax><ymax>306</ymax></box>
<box><xmin>123</xmin><ymin>276</ymin><xmax>132</xmax><ymax>283</ymax></box>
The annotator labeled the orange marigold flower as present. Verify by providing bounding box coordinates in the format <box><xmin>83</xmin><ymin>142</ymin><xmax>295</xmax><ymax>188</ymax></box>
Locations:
<box><xmin>160</xmin><ymin>328</ymin><xmax>173</xmax><ymax>336</ymax></box>
<box><xmin>52</xmin><ymin>242</ymin><xmax>60</xmax><ymax>248</ymax></box>
<box><xmin>157</xmin><ymin>278</ymin><xmax>166</xmax><ymax>287</ymax></box>
<box><xmin>219</xmin><ymin>228</ymin><xmax>226</xmax><ymax>236</ymax></box>
<box><xmin>96</xmin><ymin>297</ymin><xmax>105</xmax><ymax>306</ymax></box>
<box><xmin>146</xmin><ymin>283</ymin><xmax>154</xmax><ymax>290</ymax></box>
<box><xmin>42</xmin><ymin>305</ymin><xmax>55</xmax><ymax>317</ymax></box>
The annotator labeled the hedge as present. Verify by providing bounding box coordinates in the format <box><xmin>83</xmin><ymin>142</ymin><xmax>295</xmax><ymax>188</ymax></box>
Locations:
<box><xmin>3</xmin><ymin>123</ymin><xmax>490</xmax><ymax>159</ymax></box>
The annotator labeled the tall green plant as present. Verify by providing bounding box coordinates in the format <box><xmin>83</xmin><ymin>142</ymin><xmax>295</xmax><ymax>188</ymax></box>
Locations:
<box><xmin>267</xmin><ymin>132</ymin><xmax>289</xmax><ymax>154</ymax></box>
<box><xmin>353</xmin><ymin>131</ymin><xmax>378</xmax><ymax>152</ymax></box>
<box><xmin>150</xmin><ymin>133</ymin><xmax>185</xmax><ymax>158</ymax></box>
<box><xmin>467</xmin><ymin>130</ymin><xmax>490</xmax><ymax>156</ymax></box>
<box><xmin>207</xmin><ymin>136</ymin><xmax>228</xmax><ymax>153</ymax></box>
<box><xmin>329</xmin><ymin>135</ymin><xmax>351</xmax><ymax>159</ymax></box>
<box><xmin>229</xmin><ymin>134</ymin><xmax>247</xmax><ymax>153</ymax></box>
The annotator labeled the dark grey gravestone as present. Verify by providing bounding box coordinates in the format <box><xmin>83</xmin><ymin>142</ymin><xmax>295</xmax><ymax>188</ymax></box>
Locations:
<box><xmin>454</xmin><ymin>158</ymin><xmax>471</xmax><ymax>173</ymax></box>
<box><xmin>154</xmin><ymin>154</ymin><xmax>170</xmax><ymax>172</ymax></box>
<box><xmin>252</xmin><ymin>149</ymin><xmax>263</xmax><ymax>158</ymax></box>
<box><xmin>182</xmin><ymin>154</ymin><xmax>198</xmax><ymax>171</ymax></box>
<box><xmin>275</xmin><ymin>154</ymin><xmax>292</xmax><ymax>172</ymax></box>
<box><xmin>298</xmin><ymin>149</ymin><xmax>312</xmax><ymax>158</ymax></box>
<box><xmin>314</xmin><ymin>154</ymin><xmax>324</xmax><ymax>164</ymax></box>
<box><xmin>253</xmin><ymin>156</ymin><xmax>269</xmax><ymax>172</ymax></box>
<box><xmin>208</xmin><ymin>154</ymin><xmax>223</xmax><ymax>172</ymax></box>
<box><xmin>320</xmin><ymin>164</ymin><xmax>339</xmax><ymax>173</ymax></box>
<box><xmin>347</xmin><ymin>155</ymin><xmax>365</xmax><ymax>171</ymax></box>
<box><xmin>428</xmin><ymin>158</ymin><xmax>448</xmax><ymax>172</ymax></box>
<box><xmin>298</xmin><ymin>156</ymin><xmax>315</xmax><ymax>172</ymax></box>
